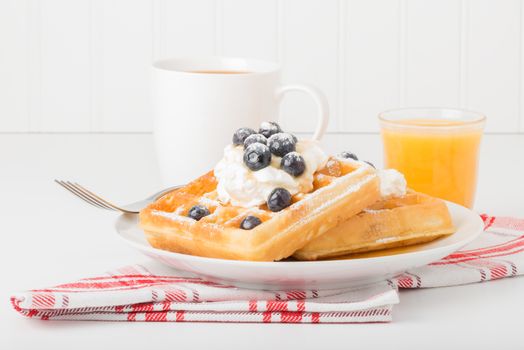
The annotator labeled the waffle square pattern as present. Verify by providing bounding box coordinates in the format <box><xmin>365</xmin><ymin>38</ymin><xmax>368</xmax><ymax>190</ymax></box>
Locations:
<box><xmin>140</xmin><ymin>158</ymin><xmax>381</xmax><ymax>261</ymax></box>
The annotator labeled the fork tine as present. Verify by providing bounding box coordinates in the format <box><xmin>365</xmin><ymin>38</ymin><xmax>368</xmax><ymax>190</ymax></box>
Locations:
<box><xmin>54</xmin><ymin>180</ymin><xmax>105</xmax><ymax>209</ymax></box>
<box><xmin>67</xmin><ymin>184</ymin><xmax>118</xmax><ymax>211</ymax></box>
<box><xmin>55</xmin><ymin>180</ymin><xmax>114</xmax><ymax>210</ymax></box>
<box><xmin>64</xmin><ymin>182</ymin><xmax>118</xmax><ymax>211</ymax></box>
<box><xmin>68</xmin><ymin>182</ymin><xmax>123</xmax><ymax>212</ymax></box>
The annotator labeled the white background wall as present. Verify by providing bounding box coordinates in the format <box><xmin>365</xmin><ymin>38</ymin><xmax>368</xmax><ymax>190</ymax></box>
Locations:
<box><xmin>1</xmin><ymin>0</ymin><xmax>523</xmax><ymax>134</ymax></box>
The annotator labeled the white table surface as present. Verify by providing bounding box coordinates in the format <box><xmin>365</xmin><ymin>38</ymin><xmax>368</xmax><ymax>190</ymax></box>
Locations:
<box><xmin>1</xmin><ymin>133</ymin><xmax>523</xmax><ymax>350</ymax></box>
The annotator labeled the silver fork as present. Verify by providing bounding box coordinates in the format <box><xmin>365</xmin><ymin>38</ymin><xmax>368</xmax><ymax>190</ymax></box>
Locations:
<box><xmin>54</xmin><ymin>180</ymin><xmax>182</xmax><ymax>214</ymax></box>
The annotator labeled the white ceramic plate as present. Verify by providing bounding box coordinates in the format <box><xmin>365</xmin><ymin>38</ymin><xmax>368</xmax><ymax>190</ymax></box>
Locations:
<box><xmin>115</xmin><ymin>202</ymin><xmax>483</xmax><ymax>290</ymax></box>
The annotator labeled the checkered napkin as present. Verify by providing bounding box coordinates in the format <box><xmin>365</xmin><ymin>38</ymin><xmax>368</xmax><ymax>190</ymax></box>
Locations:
<box><xmin>10</xmin><ymin>214</ymin><xmax>523</xmax><ymax>323</ymax></box>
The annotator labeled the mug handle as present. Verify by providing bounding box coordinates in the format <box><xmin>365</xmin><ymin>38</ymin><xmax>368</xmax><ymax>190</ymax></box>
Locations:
<box><xmin>275</xmin><ymin>84</ymin><xmax>329</xmax><ymax>141</ymax></box>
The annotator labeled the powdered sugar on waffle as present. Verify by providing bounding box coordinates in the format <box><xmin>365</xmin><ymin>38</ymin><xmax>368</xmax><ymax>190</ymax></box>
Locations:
<box><xmin>198</xmin><ymin>197</ymin><xmax>220</xmax><ymax>206</ymax></box>
<box><xmin>375</xmin><ymin>236</ymin><xmax>399</xmax><ymax>244</ymax></box>
<box><xmin>281</xmin><ymin>166</ymin><xmax>376</xmax><ymax>235</ymax></box>
<box><xmin>153</xmin><ymin>210</ymin><xmax>195</xmax><ymax>223</ymax></box>
<box><xmin>363</xmin><ymin>209</ymin><xmax>381</xmax><ymax>214</ymax></box>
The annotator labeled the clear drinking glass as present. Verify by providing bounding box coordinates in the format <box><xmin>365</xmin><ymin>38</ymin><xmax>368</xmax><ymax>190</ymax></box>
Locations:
<box><xmin>379</xmin><ymin>108</ymin><xmax>486</xmax><ymax>208</ymax></box>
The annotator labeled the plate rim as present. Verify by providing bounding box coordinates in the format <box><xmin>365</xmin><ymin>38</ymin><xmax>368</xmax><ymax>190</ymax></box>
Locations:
<box><xmin>115</xmin><ymin>201</ymin><xmax>484</xmax><ymax>268</ymax></box>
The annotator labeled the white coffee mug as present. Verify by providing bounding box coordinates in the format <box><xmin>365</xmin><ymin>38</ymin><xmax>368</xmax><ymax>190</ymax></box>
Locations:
<box><xmin>152</xmin><ymin>56</ymin><xmax>329</xmax><ymax>186</ymax></box>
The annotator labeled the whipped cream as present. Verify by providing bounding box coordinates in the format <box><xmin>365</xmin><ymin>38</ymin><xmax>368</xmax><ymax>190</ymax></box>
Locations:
<box><xmin>378</xmin><ymin>169</ymin><xmax>407</xmax><ymax>197</ymax></box>
<box><xmin>214</xmin><ymin>140</ymin><xmax>328</xmax><ymax>208</ymax></box>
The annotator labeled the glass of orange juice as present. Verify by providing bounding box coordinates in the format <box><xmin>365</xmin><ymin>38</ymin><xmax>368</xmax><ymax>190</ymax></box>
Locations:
<box><xmin>379</xmin><ymin>108</ymin><xmax>486</xmax><ymax>208</ymax></box>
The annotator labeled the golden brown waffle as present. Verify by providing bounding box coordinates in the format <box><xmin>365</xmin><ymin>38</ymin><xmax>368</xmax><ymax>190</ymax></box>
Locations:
<box><xmin>139</xmin><ymin>158</ymin><xmax>381</xmax><ymax>261</ymax></box>
<box><xmin>293</xmin><ymin>192</ymin><xmax>455</xmax><ymax>261</ymax></box>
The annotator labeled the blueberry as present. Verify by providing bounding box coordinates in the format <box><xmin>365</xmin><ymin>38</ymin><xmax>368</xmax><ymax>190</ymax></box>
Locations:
<box><xmin>232</xmin><ymin>127</ymin><xmax>256</xmax><ymax>146</ymax></box>
<box><xmin>338</xmin><ymin>151</ymin><xmax>358</xmax><ymax>161</ymax></box>
<box><xmin>291</xmin><ymin>134</ymin><xmax>298</xmax><ymax>143</ymax></box>
<box><xmin>243</xmin><ymin>134</ymin><xmax>267</xmax><ymax>149</ymax></box>
<box><xmin>364</xmin><ymin>161</ymin><xmax>376</xmax><ymax>169</ymax></box>
<box><xmin>258</xmin><ymin>121</ymin><xmax>282</xmax><ymax>138</ymax></box>
<box><xmin>267</xmin><ymin>188</ymin><xmax>292</xmax><ymax>212</ymax></box>
<box><xmin>267</xmin><ymin>132</ymin><xmax>296</xmax><ymax>157</ymax></box>
<box><xmin>188</xmin><ymin>205</ymin><xmax>210</xmax><ymax>221</ymax></box>
<box><xmin>240</xmin><ymin>215</ymin><xmax>262</xmax><ymax>230</ymax></box>
<box><xmin>243</xmin><ymin>143</ymin><xmax>272</xmax><ymax>171</ymax></box>
<box><xmin>281</xmin><ymin>152</ymin><xmax>306</xmax><ymax>177</ymax></box>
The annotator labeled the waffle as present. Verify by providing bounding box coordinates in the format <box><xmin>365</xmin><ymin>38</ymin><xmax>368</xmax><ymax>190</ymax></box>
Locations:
<box><xmin>293</xmin><ymin>192</ymin><xmax>455</xmax><ymax>260</ymax></box>
<box><xmin>139</xmin><ymin>158</ymin><xmax>381</xmax><ymax>261</ymax></box>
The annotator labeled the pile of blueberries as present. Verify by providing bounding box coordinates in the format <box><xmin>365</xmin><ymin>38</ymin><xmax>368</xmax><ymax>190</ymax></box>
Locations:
<box><xmin>186</xmin><ymin>121</ymin><xmax>375</xmax><ymax>231</ymax></box>
<box><xmin>235</xmin><ymin>121</ymin><xmax>304</xmax><ymax>176</ymax></box>
<box><xmin>186</xmin><ymin>121</ymin><xmax>303</xmax><ymax>230</ymax></box>
<box><xmin>233</xmin><ymin>121</ymin><xmax>303</xmax><ymax>217</ymax></box>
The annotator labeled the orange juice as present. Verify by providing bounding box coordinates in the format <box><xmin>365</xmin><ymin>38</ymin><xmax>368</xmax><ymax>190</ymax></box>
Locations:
<box><xmin>379</xmin><ymin>110</ymin><xmax>485</xmax><ymax>208</ymax></box>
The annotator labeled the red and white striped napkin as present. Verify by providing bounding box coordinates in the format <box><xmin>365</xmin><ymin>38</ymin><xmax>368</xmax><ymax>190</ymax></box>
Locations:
<box><xmin>10</xmin><ymin>267</ymin><xmax>398</xmax><ymax>323</ymax></box>
<box><xmin>10</xmin><ymin>214</ymin><xmax>524</xmax><ymax>323</ymax></box>
<box><xmin>394</xmin><ymin>215</ymin><xmax>524</xmax><ymax>288</ymax></box>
